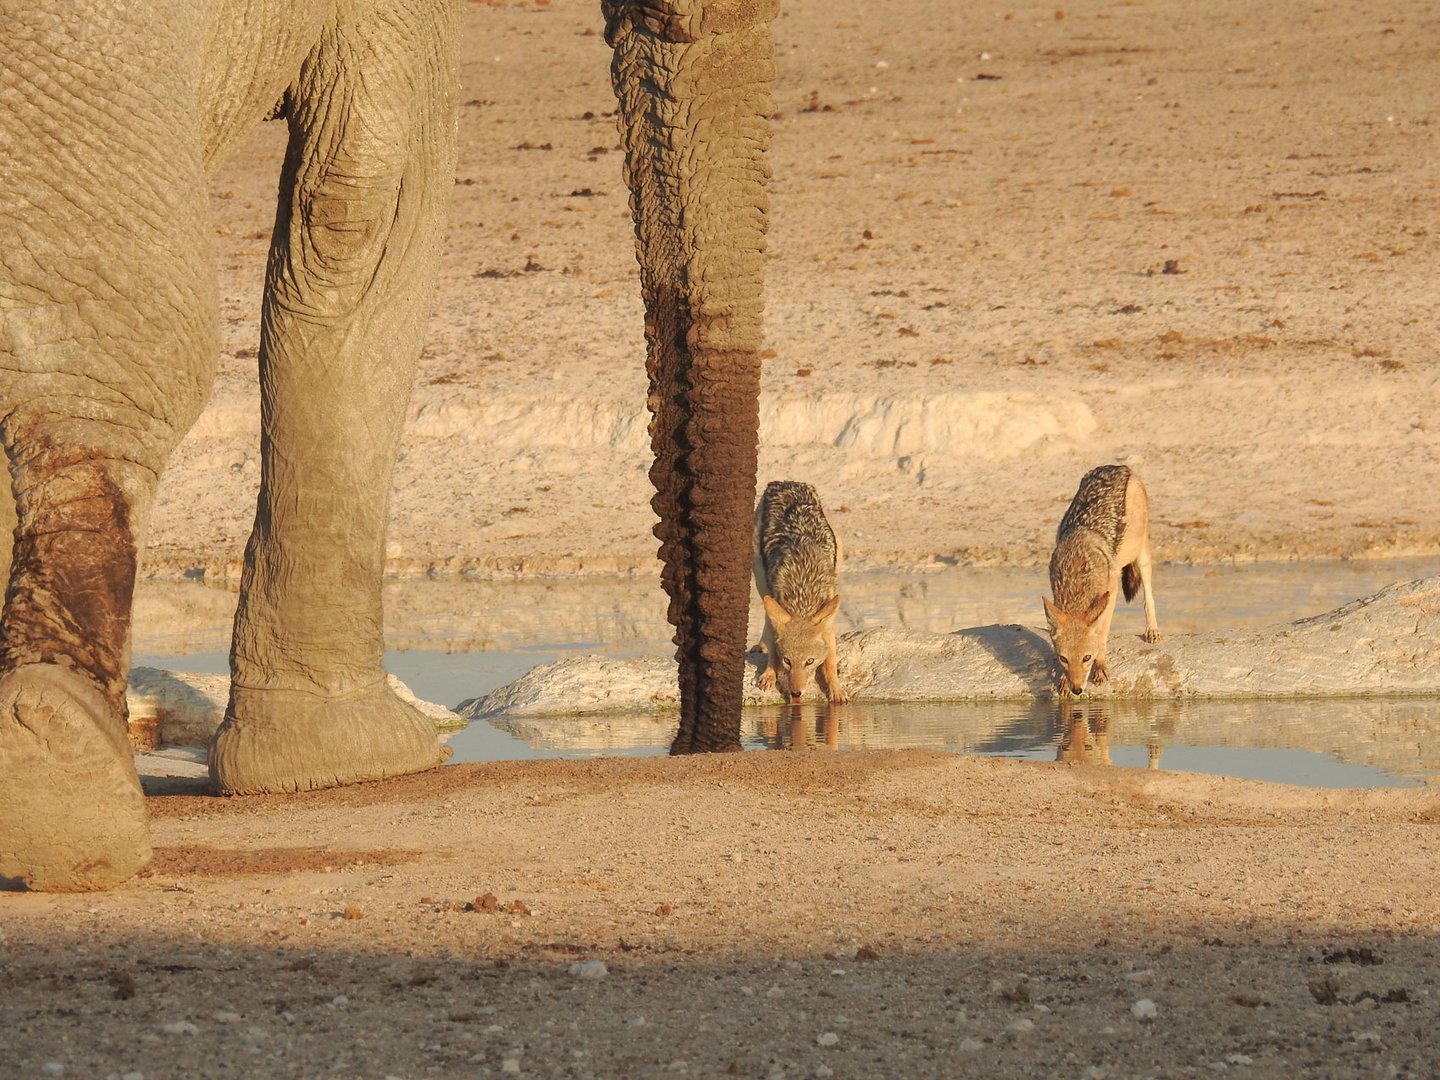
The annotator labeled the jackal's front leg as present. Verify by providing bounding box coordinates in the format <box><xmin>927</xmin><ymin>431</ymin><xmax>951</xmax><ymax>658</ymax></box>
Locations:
<box><xmin>757</xmin><ymin>663</ymin><xmax>777</xmax><ymax>693</ymax></box>
<box><xmin>820</xmin><ymin>627</ymin><xmax>849</xmax><ymax>704</ymax></box>
<box><xmin>756</xmin><ymin>619</ymin><xmax>778</xmax><ymax>692</ymax></box>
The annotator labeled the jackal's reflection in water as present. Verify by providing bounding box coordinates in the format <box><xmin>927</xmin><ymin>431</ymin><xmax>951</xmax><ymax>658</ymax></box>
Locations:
<box><xmin>1055</xmin><ymin>701</ymin><xmax>1165</xmax><ymax>769</ymax></box>
<box><xmin>753</xmin><ymin>703</ymin><xmax>841</xmax><ymax>751</ymax></box>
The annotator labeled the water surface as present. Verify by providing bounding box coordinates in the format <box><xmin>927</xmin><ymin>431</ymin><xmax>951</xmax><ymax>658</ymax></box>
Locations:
<box><xmin>132</xmin><ymin>557</ymin><xmax>1440</xmax><ymax>788</ymax></box>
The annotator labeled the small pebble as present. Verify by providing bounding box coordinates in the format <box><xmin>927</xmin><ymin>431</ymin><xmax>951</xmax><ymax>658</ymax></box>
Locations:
<box><xmin>331</xmin><ymin>995</ymin><xmax>349</xmax><ymax>1007</ymax></box>
<box><xmin>817</xmin><ymin>1031</ymin><xmax>840</xmax><ymax>1047</ymax></box>
<box><xmin>42</xmin><ymin>1064</ymin><xmax>64</xmax><ymax>1077</ymax></box>
<box><xmin>1003</xmin><ymin>1018</ymin><xmax>1035</xmax><ymax>1036</ymax></box>
<box><xmin>212</xmin><ymin>1010</ymin><xmax>241</xmax><ymax>1024</ymax></box>
<box><xmin>568</xmin><ymin>959</ymin><xmax>608</xmax><ymax>979</ymax></box>
<box><xmin>1131</xmin><ymin>998</ymin><xmax>1158</xmax><ymax>1022</ymax></box>
<box><xmin>501</xmin><ymin>1057</ymin><xmax>521</xmax><ymax>1074</ymax></box>
<box><xmin>959</xmin><ymin>1037</ymin><xmax>985</xmax><ymax>1052</ymax></box>
<box><xmin>160</xmin><ymin>1021</ymin><xmax>199</xmax><ymax>1036</ymax></box>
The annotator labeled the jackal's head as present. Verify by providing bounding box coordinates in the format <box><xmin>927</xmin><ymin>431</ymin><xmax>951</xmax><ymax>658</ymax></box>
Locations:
<box><xmin>763</xmin><ymin>594</ymin><xmax>841</xmax><ymax>702</ymax></box>
<box><xmin>1042</xmin><ymin>592</ymin><xmax>1109</xmax><ymax>695</ymax></box>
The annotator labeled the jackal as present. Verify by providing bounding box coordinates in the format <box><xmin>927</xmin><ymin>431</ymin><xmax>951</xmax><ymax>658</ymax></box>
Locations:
<box><xmin>1043</xmin><ymin>464</ymin><xmax>1161</xmax><ymax>695</ymax></box>
<box><xmin>753</xmin><ymin>481</ymin><xmax>848</xmax><ymax>703</ymax></box>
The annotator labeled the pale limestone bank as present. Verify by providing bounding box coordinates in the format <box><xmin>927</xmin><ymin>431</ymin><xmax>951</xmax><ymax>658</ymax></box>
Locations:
<box><xmin>126</xmin><ymin>669</ymin><xmax>463</xmax><ymax>754</ymax></box>
<box><xmin>467</xmin><ymin>577</ymin><xmax>1440</xmax><ymax>720</ymax></box>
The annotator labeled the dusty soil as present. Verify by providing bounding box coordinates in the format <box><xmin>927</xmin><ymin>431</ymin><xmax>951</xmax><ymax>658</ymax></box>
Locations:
<box><xmin>7</xmin><ymin>2</ymin><xmax>1440</xmax><ymax>1077</ymax></box>
<box><xmin>5</xmin><ymin>753</ymin><xmax>1440</xmax><ymax>1077</ymax></box>
<box><xmin>144</xmin><ymin>0</ymin><xmax>1440</xmax><ymax>581</ymax></box>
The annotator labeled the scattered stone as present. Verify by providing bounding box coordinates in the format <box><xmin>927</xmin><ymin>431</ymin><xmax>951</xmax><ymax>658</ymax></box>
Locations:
<box><xmin>108</xmin><ymin>970</ymin><xmax>136</xmax><ymax>1001</ymax></box>
<box><xmin>958</xmin><ymin>1037</ymin><xmax>985</xmax><ymax>1052</ymax></box>
<box><xmin>1003</xmin><ymin>1018</ymin><xmax>1035</xmax><ymax>1036</ymax></box>
<box><xmin>655</xmin><ymin>903</ymin><xmax>673</xmax><ymax>917</ymax></box>
<box><xmin>160</xmin><ymin>1021</ymin><xmax>199</xmax><ymax>1036</ymax></box>
<box><xmin>817</xmin><ymin>1031</ymin><xmax>840</xmax><ymax>1047</ymax></box>
<box><xmin>501</xmin><ymin>1057</ymin><xmax>522</xmax><ymax>1074</ymax></box>
<box><xmin>998</xmin><ymin>981</ymin><xmax>1031</xmax><ymax>1003</ymax></box>
<box><xmin>476</xmin><ymin>893</ymin><xmax>500</xmax><ymax>912</ymax></box>
<box><xmin>1308</xmin><ymin>975</ymin><xmax>1342</xmax><ymax>1005</ymax></box>
<box><xmin>568</xmin><ymin>959</ymin><xmax>609</xmax><ymax>979</ymax></box>
<box><xmin>855</xmin><ymin>945</ymin><xmax>880</xmax><ymax>961</ymax></box>
<box><xmin>331</xmin><ymin>995</ymin><xmax>349</xmax><ymax>1007</ymax></box>
<box><xmin>42</xmin><ymin>1063</ymin><xmax>63</xmax><ymax>1077</ymax></box>
<box><xmin>342</xmin><ymin>905</ymin><xmax>364</xmax><ymax>920</ymax></box>
<box><xmin>212</xmin><ymin>1010</ymin><xmax>241</xmax><ymax>1024</ymax></box>
<box><xmin>1131</xmin><ymin>998</ymin><xmax>1158</xmax><ymax>1022</ymax></box>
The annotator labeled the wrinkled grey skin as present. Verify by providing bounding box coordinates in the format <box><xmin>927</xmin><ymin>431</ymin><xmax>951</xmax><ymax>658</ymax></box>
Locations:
<box><xmin>0</xmin><ymin>0</ymin><xmax>774</xmax><ymax>891</ymax></box>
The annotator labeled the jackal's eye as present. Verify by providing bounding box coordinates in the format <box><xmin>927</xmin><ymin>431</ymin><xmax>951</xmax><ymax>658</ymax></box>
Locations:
<box><xmin>805</xmin><ymin>658</ymin><xmax>816</xmax><ymax>667</ymax></box>
<box><xmin>1057</xmin><ymin>655</ymin><xmax>1069</xmax><ymax>666</ymax></box>
<box><xmin>782</xmin><ymin>657</ymin><xmax>792</xmax><ymax>669</ymax></box>
<box><xmin>1082</xmin><ymin>654</ymin><xmax>1093</xmax><ymax>664</ymax></box>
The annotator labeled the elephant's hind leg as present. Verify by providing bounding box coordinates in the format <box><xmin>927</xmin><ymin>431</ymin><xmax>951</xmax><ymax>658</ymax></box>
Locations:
<box><xmin>209</xmin><ymin>1</ymin><xmax>458</xmax><ymax>795</ymax></box>
<box><xmin>0</xmin><ymin>6</ymin><xmax>218</xmax><ymax>887</ymax></box>
<box><xmin>0</xmin><ymin>666</ymin><xmax>150</xmax><ymax>891</ymax></box>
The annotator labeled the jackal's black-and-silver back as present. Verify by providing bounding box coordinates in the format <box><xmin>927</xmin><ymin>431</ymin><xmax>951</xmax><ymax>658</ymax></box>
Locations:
<box><xmin>1056</xmin><ymin>465</ymin><xmax>1131</xmax><ymax>551</ymax></box>
<box><xmin>754</xmin><ymin>481</ymin><xmax>839</xmax><ymax>617</ymax></box>
<box><xmin>1054</xmin><ymin>464</ymin><xmax>1141</xmax><ymax>604</ymax></box>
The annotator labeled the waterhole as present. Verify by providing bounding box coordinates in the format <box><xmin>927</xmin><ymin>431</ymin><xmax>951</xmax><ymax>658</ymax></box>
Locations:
<box><xmin>132</xmin><ymin>557</ymin><xmax>1440</xmax><ymax>788</ymax></box>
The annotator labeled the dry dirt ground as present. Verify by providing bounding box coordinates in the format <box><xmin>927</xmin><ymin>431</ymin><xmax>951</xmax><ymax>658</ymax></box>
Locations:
<box><xmin>6</xmin><ymin>754</ymin><xmax>1440</xmax><ymax>1079</ymax></box>
<box><xmin>6</xmin><ymin>1</ymin><xmax>1440</xmax><ymax>1078</ymax></box>
<box><xmin>144</xmin><ymin>0</ymin><xmax>1440</xmax><ymax>580</ymax></box>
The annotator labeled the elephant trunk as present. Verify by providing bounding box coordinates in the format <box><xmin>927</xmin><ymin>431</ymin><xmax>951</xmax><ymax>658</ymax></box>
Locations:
<box><xmin>604</xmin><ymin>1</ymin><xmax>777</xmax><ymax>754</ymax></box>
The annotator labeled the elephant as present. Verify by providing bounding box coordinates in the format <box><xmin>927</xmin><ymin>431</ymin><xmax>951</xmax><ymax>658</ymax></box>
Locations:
<box><xmin>0</xmin><ymin>0</ymin><xmax>775</xmax><ymax>891</ymax></box>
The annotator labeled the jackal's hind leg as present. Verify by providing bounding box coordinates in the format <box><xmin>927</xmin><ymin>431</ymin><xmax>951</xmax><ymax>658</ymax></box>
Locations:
<box><xmin>1136</xmin><ymin>537</ymin><xmax>1161</xmax><ymax>643</ymax></box>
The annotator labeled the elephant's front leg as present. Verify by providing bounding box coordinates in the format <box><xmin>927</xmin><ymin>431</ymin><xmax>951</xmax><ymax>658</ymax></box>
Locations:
<box><xmin>208</xmin><ymin>2</ymin><xmax>458</xmax><ymax>795</ymax></box>
<box><xmin>605</xmin><ymin>0</ymin><xmax>778</xmax><ymax>753</ymax></box>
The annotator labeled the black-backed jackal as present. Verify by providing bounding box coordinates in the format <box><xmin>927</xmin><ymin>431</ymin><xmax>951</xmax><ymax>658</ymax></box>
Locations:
<box><xmin>1043</xmin><ymin>464</ymin><xmax>1161</xmax><ymax>695</ymax></box>
<box><xmin>753</xmin><ymin>481</ymin><xmax>848</xmax><ymax>703</ymax></box>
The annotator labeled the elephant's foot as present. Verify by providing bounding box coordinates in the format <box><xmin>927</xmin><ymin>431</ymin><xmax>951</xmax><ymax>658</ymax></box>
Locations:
<box><xmin>0</xmin><ymin>664</ymin><xmax>151</xmax><ymax>892</ymax></box>
<box><xmin>210</xmin><ymin>679</ymin><xmax>443</xmax><ymax>795</ymax></box>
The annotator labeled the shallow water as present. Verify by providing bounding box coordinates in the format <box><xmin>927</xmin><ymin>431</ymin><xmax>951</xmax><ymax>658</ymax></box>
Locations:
<box><xmin>131</xmin><ymin>556</ymin><xmax>1440</xmax><ymax>789</ymax></box>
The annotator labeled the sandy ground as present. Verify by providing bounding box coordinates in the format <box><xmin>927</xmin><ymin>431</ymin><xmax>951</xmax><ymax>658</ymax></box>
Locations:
<box><xmin>144</xmin><ymin>0</ymin><xmax>1440</xmax><ymax>581</ymax></box>
<box><xmin>7</xmin><ymin>1</ymin><xmax>1440</xmax><ymax>1076</ymax></box>
<box><xmin>6</xmin><ymin>754</ymin><xmax>1440</xmax><ymax>1077</ymax></box>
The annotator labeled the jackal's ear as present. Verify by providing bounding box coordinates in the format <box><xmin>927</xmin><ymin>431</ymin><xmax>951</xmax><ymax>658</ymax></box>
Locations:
<box><xmin>1041</xmin><ymin>595</ymin><xmax>1063</xmax><ymax>631</ymax></box>
<box><xmin>814</xmin><ymin>595</ymin><xmax>842</xmax><ymax>623</ymax></box>
<box><xmin>762</xmin><ymin>594</ymin><xmax>793</xmax><ymax>629</ymax></box>
<box><xmin>1083</xmin><ymin>591</ymin><xmax>1111</xmax><ymax>625</ymax></box>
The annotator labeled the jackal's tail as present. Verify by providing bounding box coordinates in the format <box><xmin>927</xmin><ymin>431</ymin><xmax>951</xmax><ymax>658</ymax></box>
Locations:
<box><xmin>1121</xmin><ymin>562</ymin><xmax>1141</xmax><ymax>603</ymax></box>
